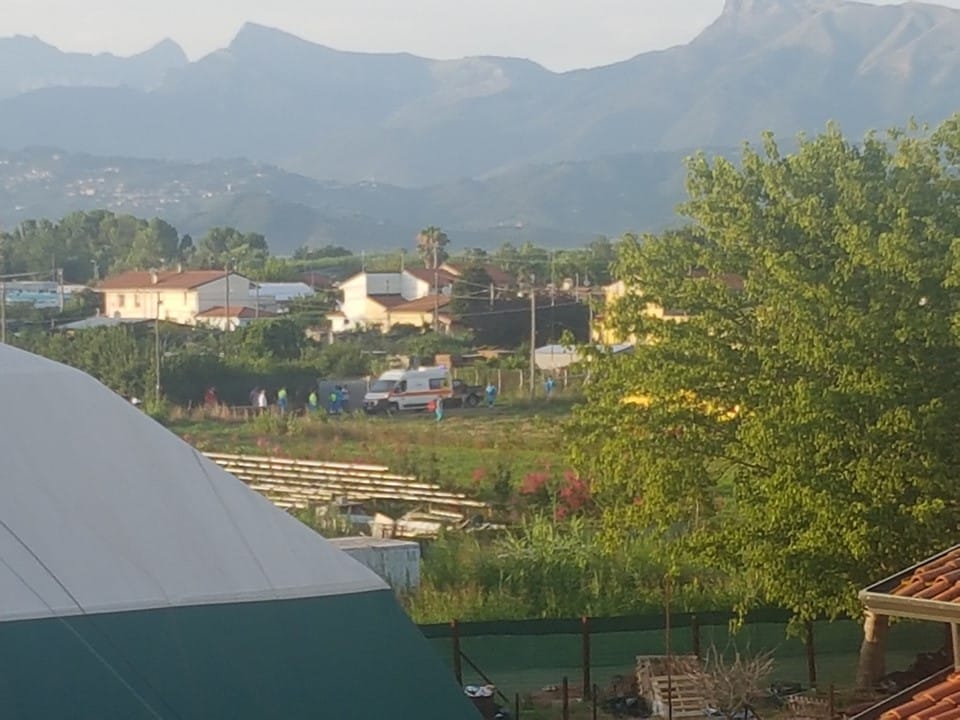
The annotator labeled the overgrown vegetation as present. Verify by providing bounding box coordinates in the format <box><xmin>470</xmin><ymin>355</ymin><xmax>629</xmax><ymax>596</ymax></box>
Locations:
<box><xmin>567</xmin><ymin>115</ymin><xmax>960</xmax><ymax>682</ymax></box>
<box><xmin>407</xmin><ymin>517</ymin><xmax>733</xmax><ymax>623</ymax></box>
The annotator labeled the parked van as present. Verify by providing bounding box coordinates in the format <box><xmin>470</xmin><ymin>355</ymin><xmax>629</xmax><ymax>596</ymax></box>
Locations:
<box><xmin>363</xmin><ymin>367</ymin><xmax>452</xmax><ymax>414</ymax></box>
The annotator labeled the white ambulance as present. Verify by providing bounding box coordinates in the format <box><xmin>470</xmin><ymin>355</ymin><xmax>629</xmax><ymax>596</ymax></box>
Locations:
<box><xmin>363</xmin><ymin>366</ymin><xmax>452</xmax><ymax>414</ymax></box>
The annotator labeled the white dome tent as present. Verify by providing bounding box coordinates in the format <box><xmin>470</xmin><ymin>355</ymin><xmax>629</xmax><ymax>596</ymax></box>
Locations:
<box><xmin>0</xmin><ymin>343</ymin><xmax>475</xmax><ymax>719</ymax></box>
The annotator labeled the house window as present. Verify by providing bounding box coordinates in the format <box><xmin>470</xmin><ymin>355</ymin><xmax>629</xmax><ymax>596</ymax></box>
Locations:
<box><xmin>134</xmin><ymin>294</ymin><xmax>141</xmax><ymax>308</ymax></box>
<box><xmin>117</xmin><ymin>294</ymin><xmax>125</xmax><ymax>308</ymax></box>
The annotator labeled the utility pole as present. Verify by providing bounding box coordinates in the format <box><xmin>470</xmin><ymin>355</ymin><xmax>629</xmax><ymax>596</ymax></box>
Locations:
<box><xmin>224</xmin><ymin>263</ymin><xmax>231</xmax><ymax>333</ymax></box>
<box><xmin>588</xmin><ymin>291</ymin><xmax>595</xmax><ymax>343</ymax></box>
<box><xmin>433</xmin><ymin>243</ymin><xmax>440</xmax><ymax>333</ymax></box>
<box><xmin>529</xmin><ymin>274</ymin><xmax>537</xmax><ymax>400</ymax></box>
<box><xmin>57</xmin><ymin>268</ymin><xmax>64</xmax><ymax>313</ymax></box>
<box><xmin>1</xmin><ymin>280</ymin><xmax>6</xmax><ymax>344</ymax></box>
<box><xmin>665</xmin><ymin>574</ymin><xmax>674</xmax><ymax>720</ymax></box>
<box><xmin>154</xmin><ymin>295</ymin><xmax>162</xmax><ymax>402</ymax></box>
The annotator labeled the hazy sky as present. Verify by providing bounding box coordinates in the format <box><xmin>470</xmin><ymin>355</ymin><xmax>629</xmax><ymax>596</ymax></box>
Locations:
<box><xmin>4</xmin><ymin>0</ymin><xmax>960</xmax><ymax>71</ymax></box>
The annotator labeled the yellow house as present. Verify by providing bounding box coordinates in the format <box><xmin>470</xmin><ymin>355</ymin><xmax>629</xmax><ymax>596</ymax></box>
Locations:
<box><xmin>594</xmin><ymin>273</ymin><xmax>743</xmax><ymax>345</ymax></box>
<box><xmin>592</xmin><ymin>280</ymin><xmax>688</xmax><ymax>345</ymax></box>
<box><xmin>97</xmin><ymin>269</ymin><xmax>262</xmax><ymax>328</ymax></box>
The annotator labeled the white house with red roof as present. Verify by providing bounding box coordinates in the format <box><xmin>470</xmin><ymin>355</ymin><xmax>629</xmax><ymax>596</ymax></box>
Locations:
<box><xmin>97</xmin><ymin>269</ymin><xmax>270</xmax><ymax>329</ymax></box>
<box><xmin>327</xmin><ymin>268</ymin><xmax>457</xmax><ymax>333</ymax></box>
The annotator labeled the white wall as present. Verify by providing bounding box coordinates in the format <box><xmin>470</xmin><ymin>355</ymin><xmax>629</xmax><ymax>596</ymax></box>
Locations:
<box><xmin>400</xmin><ymin>272</ymin><xmax>430</xmax><ymax>300</ymax></box>
<box><xmin>105</xmin><ymin>289</ymin><xmax>197</xmax><ymax>324</ymax></box>
<box><xmin>329</xmin><ymin>539</ymin><xmax>421</xmax><ymax>592</ymax></box>
<box><xmin>339</xmin><ymin>274</ymin><xmax>371</xmax><ymax>325</ymax></box>
<box><xmin>338</xmin><ymin>273</ymin><xmax>404</xmax><ymax>327</ymax></box>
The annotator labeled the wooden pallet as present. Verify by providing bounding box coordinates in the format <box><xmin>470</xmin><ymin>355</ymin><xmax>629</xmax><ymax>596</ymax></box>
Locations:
<box><xmin>650</xmin><ymin>673</ymin><xmax>707</xmax><ymax>718</ymax></box>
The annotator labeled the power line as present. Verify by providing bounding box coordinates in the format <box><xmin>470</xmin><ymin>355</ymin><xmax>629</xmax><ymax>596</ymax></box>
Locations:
<box><xmin>454</xmin><ymin>301</ymin><xmax>583</xmax><ymax>319</ymax></box>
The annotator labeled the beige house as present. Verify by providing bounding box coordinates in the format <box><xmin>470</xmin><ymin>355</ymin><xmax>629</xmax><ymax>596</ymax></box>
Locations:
<box><xmin>386</xmin><ymin>295</ymin><xmax>453</xmax><ymax>332</ymax></box>
<box><xmin>98</xmin><ymin>269</ymin><xmax>266</xmax><ymax>329</ymax></box>
<box><xmin>327</xmin><ymin>269</ymin><xmax>456</xmax><ymax>333</ymax></box>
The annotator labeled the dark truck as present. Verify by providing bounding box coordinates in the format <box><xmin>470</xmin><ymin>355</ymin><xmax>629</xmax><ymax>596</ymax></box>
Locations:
<box><xmin>449</xmin><ymin>378</ymin><xmax>483</xmax><ymax>408</ymax></box>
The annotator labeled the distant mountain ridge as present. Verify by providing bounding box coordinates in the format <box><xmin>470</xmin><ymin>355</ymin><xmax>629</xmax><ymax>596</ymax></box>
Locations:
<box><xmin>1</xmin><ymin>0</ymin><xmax>958</xmax><ymax>186</ymax></box>
<box><xmin>0</xmin><ymin>147</ymin><xmax>703</xmax><ymax>252</ymax></box>
<box><xmin>0</xmin><ymin>36</ymin><xmax>187</xmax><ymax>99</ymax></box>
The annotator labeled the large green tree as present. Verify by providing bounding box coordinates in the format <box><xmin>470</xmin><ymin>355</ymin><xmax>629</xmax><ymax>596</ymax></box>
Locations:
<box><xmin>450</xmin><ymin>265</ymin><xmax>495</xmax><ymax>318</ymax></box>
<box><xmin>568</xmin><ymin>118</ymin><xmax>960</xmax><ymax>685</ymax></box>
<box><xmin>1</xmin><ymin>211</ymin><xmax>187</xmax><ymax>281</ymax></box>
<box><xmin>192</xmin><ymin>227</ymin><xmax>269</xmax><ymax>272</ymax></box>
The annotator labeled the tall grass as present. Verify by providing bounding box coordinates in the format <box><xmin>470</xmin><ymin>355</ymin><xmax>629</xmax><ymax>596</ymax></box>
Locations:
<box><xmin>405</xmin><ymin>515</ymin><xmax>735</xmax><ymax>623</ymax></box>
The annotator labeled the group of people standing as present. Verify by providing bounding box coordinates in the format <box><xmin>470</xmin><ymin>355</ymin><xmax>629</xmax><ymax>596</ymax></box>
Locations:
<box><xmin>217</xmin><ymin>384</ymin><xmax>352</xmax><ymax>415</ymax></box>
<box><xmin>306</xmin><ymin>385</ymin><xmax>350</xmax><ymax>415</ymax></box>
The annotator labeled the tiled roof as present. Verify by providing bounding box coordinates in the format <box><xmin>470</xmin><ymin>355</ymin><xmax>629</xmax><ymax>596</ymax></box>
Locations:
<box><xmin>403</xmin><ymin>267</ymin><xmax>458</xmax><ymax>286</ymax></box>
<box><xmin>367</xmin><ymin>294</ymin><xmax>408</xmax><ymax>308</ymax></box>
<box><xmin>688</xmin><ymin>269</ymin><xmax>745</xmax><ymax>291</ymax></box>
<box><xmin>889</xmin><ymin>549</ymin><xmax>960</xmax><ymax>604</ymax></box>
<box><xmin>97</xmin><ymin>270</ymin><xmax>232</xmax><ymax>290</ymax></box>
<box><xmin>442</xmin><ymin>262</ymin><xmax>512</xmax><ymax>287</ymax></box>
<box><xmin>195</xmin><ymin>306</ymin><xmax>276</xmax><ymax>319</ymax></box>
<box><xmin>880</xmin><ymin>673</ymin><xmax>960</xmax><ymax>720</ymax></box>
<box><xmin>391</xmin><ymin>295</ymin><xmax>452</xmax><ymax>313</ymax></box>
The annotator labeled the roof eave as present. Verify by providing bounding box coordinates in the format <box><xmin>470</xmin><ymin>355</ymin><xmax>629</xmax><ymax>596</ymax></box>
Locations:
<box><xmin>860</xmin><ymin>590</ymin><xmax>960</xmax><ymax>623</ymax></box>
<box><xmin>864</xmin><ymin>545</ymin><xmax>960</xmax><ymax>595</ymax></box>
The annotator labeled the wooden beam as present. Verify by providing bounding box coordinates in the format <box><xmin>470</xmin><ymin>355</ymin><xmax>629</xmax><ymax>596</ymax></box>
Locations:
<box><xmin>952</xmin><ymin>624</ymin><xmax>960</xmax><ymax>671</ymax></box>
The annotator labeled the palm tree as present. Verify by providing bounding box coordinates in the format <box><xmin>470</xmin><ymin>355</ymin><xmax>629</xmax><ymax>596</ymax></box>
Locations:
<box><xmin>416</xmin><ymin>226</ymin><xmax>450</xmax><ymax>269</ymax></box>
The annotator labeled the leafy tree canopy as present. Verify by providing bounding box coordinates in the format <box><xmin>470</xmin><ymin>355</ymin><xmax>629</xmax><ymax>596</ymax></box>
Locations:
<box><xmin>1</xmin><ymin>211</ymin><xmax>185</xmax><ymax>282</ymax></box>
<box><xmin>568</xmin><ymin>117</ymin><xmax>960</xmax><ymax>628</ymax></box>
<box><xmin>450</xmin><ymin>265</ymin><xmax>494</xmax><ymax>318</ymax></box>
<box><xmin>192</xmin><ymin>226</ymin><xmax>269</xmax><ymax>272</ymax></box>
<box><xmin>416</xmin><ymin>226</ymin><xmax>450</xmax><ymax>269</ymax></box>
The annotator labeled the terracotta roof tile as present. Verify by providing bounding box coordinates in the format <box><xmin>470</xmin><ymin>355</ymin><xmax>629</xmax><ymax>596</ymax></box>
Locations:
<box><xmin>98</xmin><ymin>270</ymin><xmax>233</xmax><ymax>290</ymax></box>
<box><xmin>367</xmin><ymin>294</ymin><xmax>408</xmax><ymax>309</ymax></box>
<box><xmin>933</xmin><ymin>586</ymin><xmax>960</xmax><ymax>603</ymax></box>
<box><xmin>442</xmin><ymin>262</ymin><xmax>512</xmax><ymax>287</ymax></box>
<box><xmin>931</xmin><ymin>707</ymin><xmax>960</xmax><ymax>720</ymax></box>
<box><xmin>390</xmin><ymin>295</ymin><xmax>452</xmax><ymax>313</ymax></box>
<box><xmin>882</xmin><ymin>675</ymin><xmax>960</xmax><ymax>720</ymax></box>
<box><xmin>889</xmin><ymin>550</ymin><xmax>960</xmax><ymax>605</ymax></box>
<box><xmin>195</xmin><ymin>305</ymin><xmax>276</xmax><ymax>319</ymax></box>
<box><xmin>885</xmin><ymin>697</ymin><xmax>933</xmax><ymax>720</ymax></box>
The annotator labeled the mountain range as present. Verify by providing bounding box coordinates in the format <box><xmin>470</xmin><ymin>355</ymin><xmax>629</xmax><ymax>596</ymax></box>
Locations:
<box><xmin>1</xmin><ymin>0</ymin><xmax>959</xmax><ymax>250</ymax></box>
<box><xmin>0</xmin><ymin>147</ymin><xmax>696</xmax><ymax>252</ymax></box>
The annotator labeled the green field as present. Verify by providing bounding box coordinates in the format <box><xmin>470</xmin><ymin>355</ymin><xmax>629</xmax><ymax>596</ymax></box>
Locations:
<box><xmin>169</xmin><ymin>398</ymin><xmax>576</xmax><ymax>499</ymax></box>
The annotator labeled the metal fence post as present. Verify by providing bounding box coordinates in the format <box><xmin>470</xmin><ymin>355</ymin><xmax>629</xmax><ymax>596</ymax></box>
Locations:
<box><xmin>562</xmin><ymin>676</ymin><xmax>570</xmax><ymax>720</ymax></box>
<box><xmin>692</xmin><ymin>613</ymin><xmax>701</xmax><ymax>660</ymax></box>
<box><xmin>582</xmin><ymin>616</ymin><xmax>592</xmax><ymax>700</ymax></box>
<box><xmin>452</xmin><ymin>619</ymin><xmax>463</xmax><ymax>686</ymax></box>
